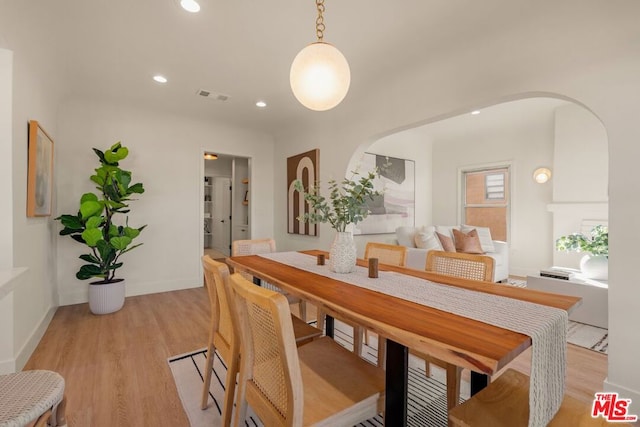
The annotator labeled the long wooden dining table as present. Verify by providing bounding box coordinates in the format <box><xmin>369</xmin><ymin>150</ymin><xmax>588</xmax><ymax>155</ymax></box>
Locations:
<box><xmin>226</xmin><ymin>250</ymin><xmax>582</xmax><ymax>426</ymax></box>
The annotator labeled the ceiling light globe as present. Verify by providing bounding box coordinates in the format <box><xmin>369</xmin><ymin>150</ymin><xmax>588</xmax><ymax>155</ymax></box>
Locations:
<box><xmin>290</xmin><ymin>42</ymin><xmax>351</xmax><ymax>111</ymax></box>
<box><xmin>180</xmin><ymin>0</ymin><xmax>200</xmax><ymax>13</ymax></box>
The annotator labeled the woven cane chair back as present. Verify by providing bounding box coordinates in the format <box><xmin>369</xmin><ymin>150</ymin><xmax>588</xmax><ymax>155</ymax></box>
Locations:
<box><xmin>231</xmin><ymin>273</ymin><xmax>302</xmax><ymax>426</ymax></box>
<box><xmin>364</xmin><ymin>242</ymin><xmax>407</xmax><ymax>267</ymax></box>
<box><xmin>425</xmin><ymin>250</ymin><xmax>494</xmax><ymax>282</ymax></box>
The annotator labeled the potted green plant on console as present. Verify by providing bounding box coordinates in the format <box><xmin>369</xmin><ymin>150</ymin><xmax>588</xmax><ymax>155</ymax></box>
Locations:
<box><xmin>56</xmin><ymin>142</ymin><xmax>145</xmax><ymax>314</ymax></box>
<box><xmin>555</xmin><ymin>224</ymin><xmax>608</xmax><ymax>280</ymax></box>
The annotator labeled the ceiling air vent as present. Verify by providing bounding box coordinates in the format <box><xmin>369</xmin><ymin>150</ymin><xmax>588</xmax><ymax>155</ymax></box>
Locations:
<box><xmin>196</xmin><ymin>89</ymin><xmax>229</xmax><ymax>102</ymax></box>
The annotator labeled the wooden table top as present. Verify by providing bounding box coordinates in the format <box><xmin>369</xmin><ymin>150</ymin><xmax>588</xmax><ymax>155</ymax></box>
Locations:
<box><xmin>226</xmin><ymin>250</ymin><xmax>582</xmax><ymax>375</ymax></box>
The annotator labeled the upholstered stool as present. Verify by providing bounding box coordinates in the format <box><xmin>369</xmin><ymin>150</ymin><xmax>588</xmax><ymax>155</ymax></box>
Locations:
<box><xmin>0</xmin><ymin>370</ymin><xmax>67</xmax><ymax>427</ymax></box>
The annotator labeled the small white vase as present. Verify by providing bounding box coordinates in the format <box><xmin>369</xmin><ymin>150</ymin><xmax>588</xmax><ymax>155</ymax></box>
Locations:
<box><xmin>329</xmin><ymin>231</ymin><xmax>357</xmax><ymax>273</ymax></box>
<box><xmin>580</xmin><ymin>255</ymin><xmax>608</xmax><ymax>280</ymax></box>
<box><xmin>89</xmin><ymin>279</ymin><xmax>126</xmax><ymax>315</ymax></box>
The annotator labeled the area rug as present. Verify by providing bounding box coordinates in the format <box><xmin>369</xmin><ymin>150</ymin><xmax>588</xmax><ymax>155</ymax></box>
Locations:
<box><xmin>168</xmin><ymin>320</ymin><xmax>468</xmax><ymax>427</ymax></box>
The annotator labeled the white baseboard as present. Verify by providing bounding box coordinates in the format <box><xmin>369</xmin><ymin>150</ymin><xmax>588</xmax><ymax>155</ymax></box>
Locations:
<box><xmin>15</xmin><ymin>306</ymin><xmax>57</xmax><ymax>371</ymax></box>
<box><xmin>58</xmin><ymin>277</ymin><xmax>203</xmax><ymax>306</ymax></box>
<box><xmin>604</xmin><ymin>377</ymin><xmax>640</xmax><ymax>411</ymax></box>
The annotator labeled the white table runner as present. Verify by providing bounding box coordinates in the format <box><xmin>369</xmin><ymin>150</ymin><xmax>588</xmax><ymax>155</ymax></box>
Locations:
<box><xmin>258</xmin><ymin>251</ymin><xmax>568</xmax><ymax>427</ymax></box>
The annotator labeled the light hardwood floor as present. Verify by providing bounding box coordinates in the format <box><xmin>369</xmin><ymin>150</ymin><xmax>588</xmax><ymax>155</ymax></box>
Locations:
<box><xmin>24</xmin><ymin>287</ymin><xmax>607</xmax><ymax>426</ymax></box>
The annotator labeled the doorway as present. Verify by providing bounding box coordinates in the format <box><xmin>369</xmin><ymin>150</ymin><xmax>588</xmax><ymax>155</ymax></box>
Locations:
<box><xmin>203</xmin><ymin>153</ymin><xmax>250</xmax><ymax>258</ymax></box>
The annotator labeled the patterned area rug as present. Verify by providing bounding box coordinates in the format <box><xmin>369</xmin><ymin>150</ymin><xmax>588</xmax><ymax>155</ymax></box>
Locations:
<box><xmin>168</xmin><ymin>320</ymin><xmax>467</xmax><ymax>427</ymax></box>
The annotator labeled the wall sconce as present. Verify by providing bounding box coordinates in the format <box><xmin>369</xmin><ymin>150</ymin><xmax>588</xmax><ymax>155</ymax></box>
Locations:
<box><xmin>533</xmin><ymin>167</ymin><xmax>552</xmax><ymax>184</ymax></box>
<box><xmin>204</xmin><ymin>153</ymin><xmax>218</xmax><ymax>160</ymax></box>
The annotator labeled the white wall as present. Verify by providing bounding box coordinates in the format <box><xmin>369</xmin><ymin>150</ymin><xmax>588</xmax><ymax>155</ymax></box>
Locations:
<box><xmin>429</xmin><ymin>113</ymin><xmax>555</xmax><ymax>276</ymax></box>
<box><xmin>0</xmin><ymin>49</ymin><xmax>12</xmax><ymax>269</ymax></box>
<box><xmin>56</xmin><ymin>98</ymin><xmax>275</xmax><ymax>305</ymax></box>
<box><xmin>1</xmin><ymin>0</ymin><xmax>68</xmax><ymax>370</ymax></box>
<box><xmin>273</xmin><ymin>2</ymin><xmax>640</xmax><ymax>404</ymax></box>
<box><xmin>551</xmin><ymin>103</ymin><xmax>609</xmax><ymax>268</ymax></box>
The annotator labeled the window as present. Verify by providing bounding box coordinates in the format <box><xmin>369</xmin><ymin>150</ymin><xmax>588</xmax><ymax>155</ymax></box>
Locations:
<box><xmin>462</xmin><ymin>167</ymin><xmax>510</xmax><ymax>242</ymax></box>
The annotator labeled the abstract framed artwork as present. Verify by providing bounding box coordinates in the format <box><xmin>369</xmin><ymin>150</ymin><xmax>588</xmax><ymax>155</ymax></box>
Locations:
<box><xmin>27</xmin><ymin>120</ymin><xmax>54</xmax><ymax>217</ymax></box>
<box><xmin>353</xmin><ymin>153</ymin><xmax>415</xmax><ymax>235</ymax></box>
<box><xmin>287</xmin><ymin>149</ymin><xmax>319</xmax><ymax>235</ymax></box>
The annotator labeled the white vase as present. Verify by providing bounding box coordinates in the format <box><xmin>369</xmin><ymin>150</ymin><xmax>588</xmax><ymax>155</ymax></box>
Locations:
<box><xmin>580</xmin><ymin>255</ymin><xmax>608</xmax><ymax>280</ymax></box>
<box><xmin>329</xmin><ymin>231</ymin><xmax>357</xmax><ymax>273</ymax></box>
<box><xmin>89</xmin><ymin>279</ymin><xmax>126</xmax><ymax>315</ymax></box>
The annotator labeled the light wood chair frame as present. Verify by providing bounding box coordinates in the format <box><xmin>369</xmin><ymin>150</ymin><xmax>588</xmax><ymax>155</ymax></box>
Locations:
<box><xmin>232</xmin><ymin>238</ymin><xmax>307</xmax><ymax>321</ymax></box>
<box><xmin>201</xmin><ymin>256</ymin><xmax>321</xmax><ymax>425</ymax></box>
<box><xmin>230</xmin><ymin>273</ymin><xmax>385</xmax><ymax>427</ymax></box>
<box><xmin>364</xmin><ymin>242</ymin><xmax>408</xmax><ymax>267</ymax></box>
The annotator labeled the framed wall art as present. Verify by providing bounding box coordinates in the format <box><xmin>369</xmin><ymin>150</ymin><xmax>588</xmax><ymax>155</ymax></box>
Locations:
<box><xmin>287</xmin><ymin>149</ymin><xmax>319</xmax><ymax>236</ymax></box>
<box><xmin>353</xmin><ymin>153</ymin><xmax>415</xmax><ymax>235</ymax></box>
<box><xmin>27</xmin><ymin>120</ymin><xmax>54</xmax><ymax>217</ymax></box>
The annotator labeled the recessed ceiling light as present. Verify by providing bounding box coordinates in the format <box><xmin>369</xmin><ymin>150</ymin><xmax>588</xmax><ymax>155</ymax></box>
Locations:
<box><xmin>471</xmin><ymin>110</ymin><xmax>481</xmax><ymax>115</ymax></box>
<box><xmin>153</xmin><ymin>75</ymin><xmax>167</xmax><ymax>83</ymax></box>
<box><xmin>256</xmin><ymin>101</ymin><xmax>267</xmax><ymax>108</ymax></box>
<box><xmin>180</xmin><ymin>0</ymin><xmax>200</xmax><ymax>13</ymax></box>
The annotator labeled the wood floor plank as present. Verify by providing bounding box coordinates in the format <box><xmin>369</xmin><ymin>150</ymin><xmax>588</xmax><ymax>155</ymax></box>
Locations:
<box><xmin>23</xmin><ymin>287</ymin><xmax>606</xmax><ymax>426</ymax></box>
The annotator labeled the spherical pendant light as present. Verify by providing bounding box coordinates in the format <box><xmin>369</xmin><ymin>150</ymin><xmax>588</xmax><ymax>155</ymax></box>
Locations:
<box><xmin>290</xmin><ymin>0</ymin><xmax>350</xmax><ymax>111</ymax></box>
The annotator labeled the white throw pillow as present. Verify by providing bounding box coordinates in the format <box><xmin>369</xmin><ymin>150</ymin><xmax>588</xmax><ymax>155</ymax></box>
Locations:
<box><xmin>414</xmin><ymin>229</ymin><xmax>443</xmax><ymax>251</ymax></box>
<box><xmin>461</xmin><ymin>224</ymin><xmax>495</xmax><ymax>253</ymax></box>
<box><xmin>396</xmin><ymin>226</ymin><xmax>419</xmax><ymax>248</ymax></box>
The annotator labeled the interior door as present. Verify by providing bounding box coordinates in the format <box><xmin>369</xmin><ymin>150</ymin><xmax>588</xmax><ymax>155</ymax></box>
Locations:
<box><xmin>212</xmin><ymin>177</ymin><xmax>232</xmax><ymax>255</ymax></box>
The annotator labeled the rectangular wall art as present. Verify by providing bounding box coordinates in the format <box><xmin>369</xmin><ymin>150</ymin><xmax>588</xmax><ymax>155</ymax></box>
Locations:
<box><xmin>353</xmin><ymin>153</ymin><xmax>415</xmax><ymax>235</ymax></box>
<box><xmin>287</xmin><ymin>149</ymin><xmax>319</xmax><ymax>235</ymax></box>
<box><xmin>27</xmin><ymin>120</ymin><xmax>54</xmax><ymax>217</ymax></box>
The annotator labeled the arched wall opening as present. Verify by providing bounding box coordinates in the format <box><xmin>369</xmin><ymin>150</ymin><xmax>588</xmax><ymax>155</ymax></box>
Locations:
<box><xmin>346</xmin><ymin>94</ymin><xmax>609</xmax><ymax>278</ymax></box>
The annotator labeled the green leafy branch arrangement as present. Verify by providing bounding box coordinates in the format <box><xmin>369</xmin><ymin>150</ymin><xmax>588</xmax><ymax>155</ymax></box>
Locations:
<box><xmin>56</xmin><ymin>142</ymin><xmax>146</xmax><ymax>283</ymax></box>
<box><xmin>555</xmin><ymin>225</ymin><xmax>608</xmax><ymax>257</ymax></box>
<box><xmin>294</xmin><ymin>169</ymin><xmax>381</xmax><ymax>232</ymax></box>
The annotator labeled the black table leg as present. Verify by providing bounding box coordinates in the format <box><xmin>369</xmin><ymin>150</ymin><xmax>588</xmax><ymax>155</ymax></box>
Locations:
<box><xmin>385</xmin><ymin>339</ymin><xmax>408</xmax><ymax>426</ymax></box>
<box><xmin>470</xmin><ymin>371</ymin><xmax>489</xmax><ymax>396</ymax></box>
<box><xmin>325</xmin><ymin>315</ymin><xmax>334</xmax><ymax>338</ymax></box>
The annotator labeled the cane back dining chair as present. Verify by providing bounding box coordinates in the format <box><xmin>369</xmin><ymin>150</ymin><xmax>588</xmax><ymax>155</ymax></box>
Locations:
<box><xmin>230</xmin><ymin>272</ymin><xmax>385</xmax><ymax>427</ymax></box>
<box><xmin>422</xmin><ymin>249</ymin><xmax>495</xmax><ymax>411</ymax></box>
<box><xmin>232</xmin><ymin>238</ymin><xmax>307</xmax><ymax>321</ymax></box>
<box><xmin>0</xmin><ymin>370</ymin><xmax>67</xmax><ymax>427</ymax></box>
<box><xmin>201</xmin><ymin>256</ymin><xmax>321</xmax><ymax>426</ymax></box>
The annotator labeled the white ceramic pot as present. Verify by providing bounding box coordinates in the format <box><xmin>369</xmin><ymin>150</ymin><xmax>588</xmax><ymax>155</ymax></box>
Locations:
<box><xmin>329</xmin><ymin>231</ymin><xmax>357</xmax><ymax>273</ymax></box>
<box><xmin>580</xmin><ymin>255</ymin><xmax>608</xmax><ymax>280</ymax></box>
<box><xmin>88</xmin><ymin>279</ymin><xmax>126</xmax><ymax>315</ymax></box>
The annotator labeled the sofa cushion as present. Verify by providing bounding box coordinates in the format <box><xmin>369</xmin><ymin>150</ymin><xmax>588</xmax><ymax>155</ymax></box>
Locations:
<box><xmin>435</xmin><ymin>225</ymin><xmax>460</xmax><ymax>240</ymax></box>
<box><xmin>414</xmin><ymin>228</ymin><xmax>443</xmax><ymax>251</ymax></box>
<box><xmin>436</xmin><ymin>232</ymin><xmax>456</xmax><ymax>252</ymax></box>
<box><xmin>396</xmin><ymin>226</ymin><xmax>419</xmax><ymax>248</ymax></box>
<box><xmin>461</xmin><ymin>224</ymin><xmax>495</xmax><ymax>253</ymax></box>
<box><xmin>453</xmin><ymin>228</ymin><xmax>484</xmax><ymax>254</ymax></box>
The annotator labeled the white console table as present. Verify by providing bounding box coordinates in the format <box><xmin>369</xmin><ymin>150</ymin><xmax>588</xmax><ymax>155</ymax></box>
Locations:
<box><xmin>526</xmin><ymin>272</ymin><xmax>608</xmax><ymax>329</ymax></box>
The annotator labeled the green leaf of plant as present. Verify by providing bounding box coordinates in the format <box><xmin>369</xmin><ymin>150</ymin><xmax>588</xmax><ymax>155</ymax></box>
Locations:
<box><xmin>79</xmin><ymin>254</ymin><xmax>101</xmax><ymax>264</ymax></box>
<box><xmin>123</xmin><ymin>227</ymin><xmax>140</xmax><ymax>239</ymax></box>
<box><xmin>92</xmin><ymin>148</ymin><xmax>106</xmax><ymax>164</ymax></box>
<box><xmin>80</xmin><ymin>200</ymin><xmax>102</xmax><ymax>219</ymax></box>
<box><xmin>81</xmin><ymin>228</ymin><xmax>103</xmax><ymax>247</ymax></box>
<box><xmin>110</xmin><ymin>236</ymin><xmax>132</xmax><ymax>250</ymax></box>
<box><xmin>97</xmin><ymin>240</ymin><xmax>114</xmax><ymax>262</ymax></box>
<box><xmin>128</xmin><ymin>183</ymin><xmax>144</xmax><ymax>194</ymax></box>
<box><xmin>76</xmin><ymin>264</ymin><xmax>104</xmax><ymax>280</ymax></box>
<box><xmin>85</xmin><ymin>216</ymin><xmax>103</xmax><ymax>229</ymax></box>
<box><xmin>58</xmin><ymin>214</ymin><xmax>83</xmax><ymax>230</ymax></box>
<box><xmin>80</xmin><ymin>193</ymin><xmax>99</xmax><ymax>204</ymax></box>
<box><xmin>106</xmin><ymin>262</ymin><xmax>123</xmax><ymax>271</ymax></box>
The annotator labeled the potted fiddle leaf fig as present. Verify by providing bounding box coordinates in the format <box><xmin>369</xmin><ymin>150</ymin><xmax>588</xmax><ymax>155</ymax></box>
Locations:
<box><xmin>56</xmin><ymin>142</ymin><xmax>146</xmax><ymax>314</ymax></box>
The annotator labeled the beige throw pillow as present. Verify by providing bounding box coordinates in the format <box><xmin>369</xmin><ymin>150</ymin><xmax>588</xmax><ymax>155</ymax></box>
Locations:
<box><xmin>461</xmin><ymin>224</ymin><xmax>495</xmax><ymax>253</ymax></box>
<box><xmin>436</xmin><ymin>232</ymin><xmax>456</xmax><ymax>252</ymax></box>
<box><xmin>414</xmin><ymin>230</ymin><xmax>443</xmax><ymax>251</ymax></box>
<box><xmin>453</xmin><ymin>228</ymin><xmax>485</xmax><ymax>254</ymax></box>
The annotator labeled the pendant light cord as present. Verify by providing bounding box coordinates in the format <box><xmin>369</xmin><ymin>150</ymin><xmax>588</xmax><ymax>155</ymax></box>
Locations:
<box><xmin>316</xmin><ymin>0</ymin><xmax>325</xmax><ymax>41</ymax></box>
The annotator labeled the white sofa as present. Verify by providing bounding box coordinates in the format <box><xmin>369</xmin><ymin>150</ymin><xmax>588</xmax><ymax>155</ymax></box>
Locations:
<box><xmin>395</xmin><ymin>226</ymin><xmax>509</xmax><ymax>282</ymax></box>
